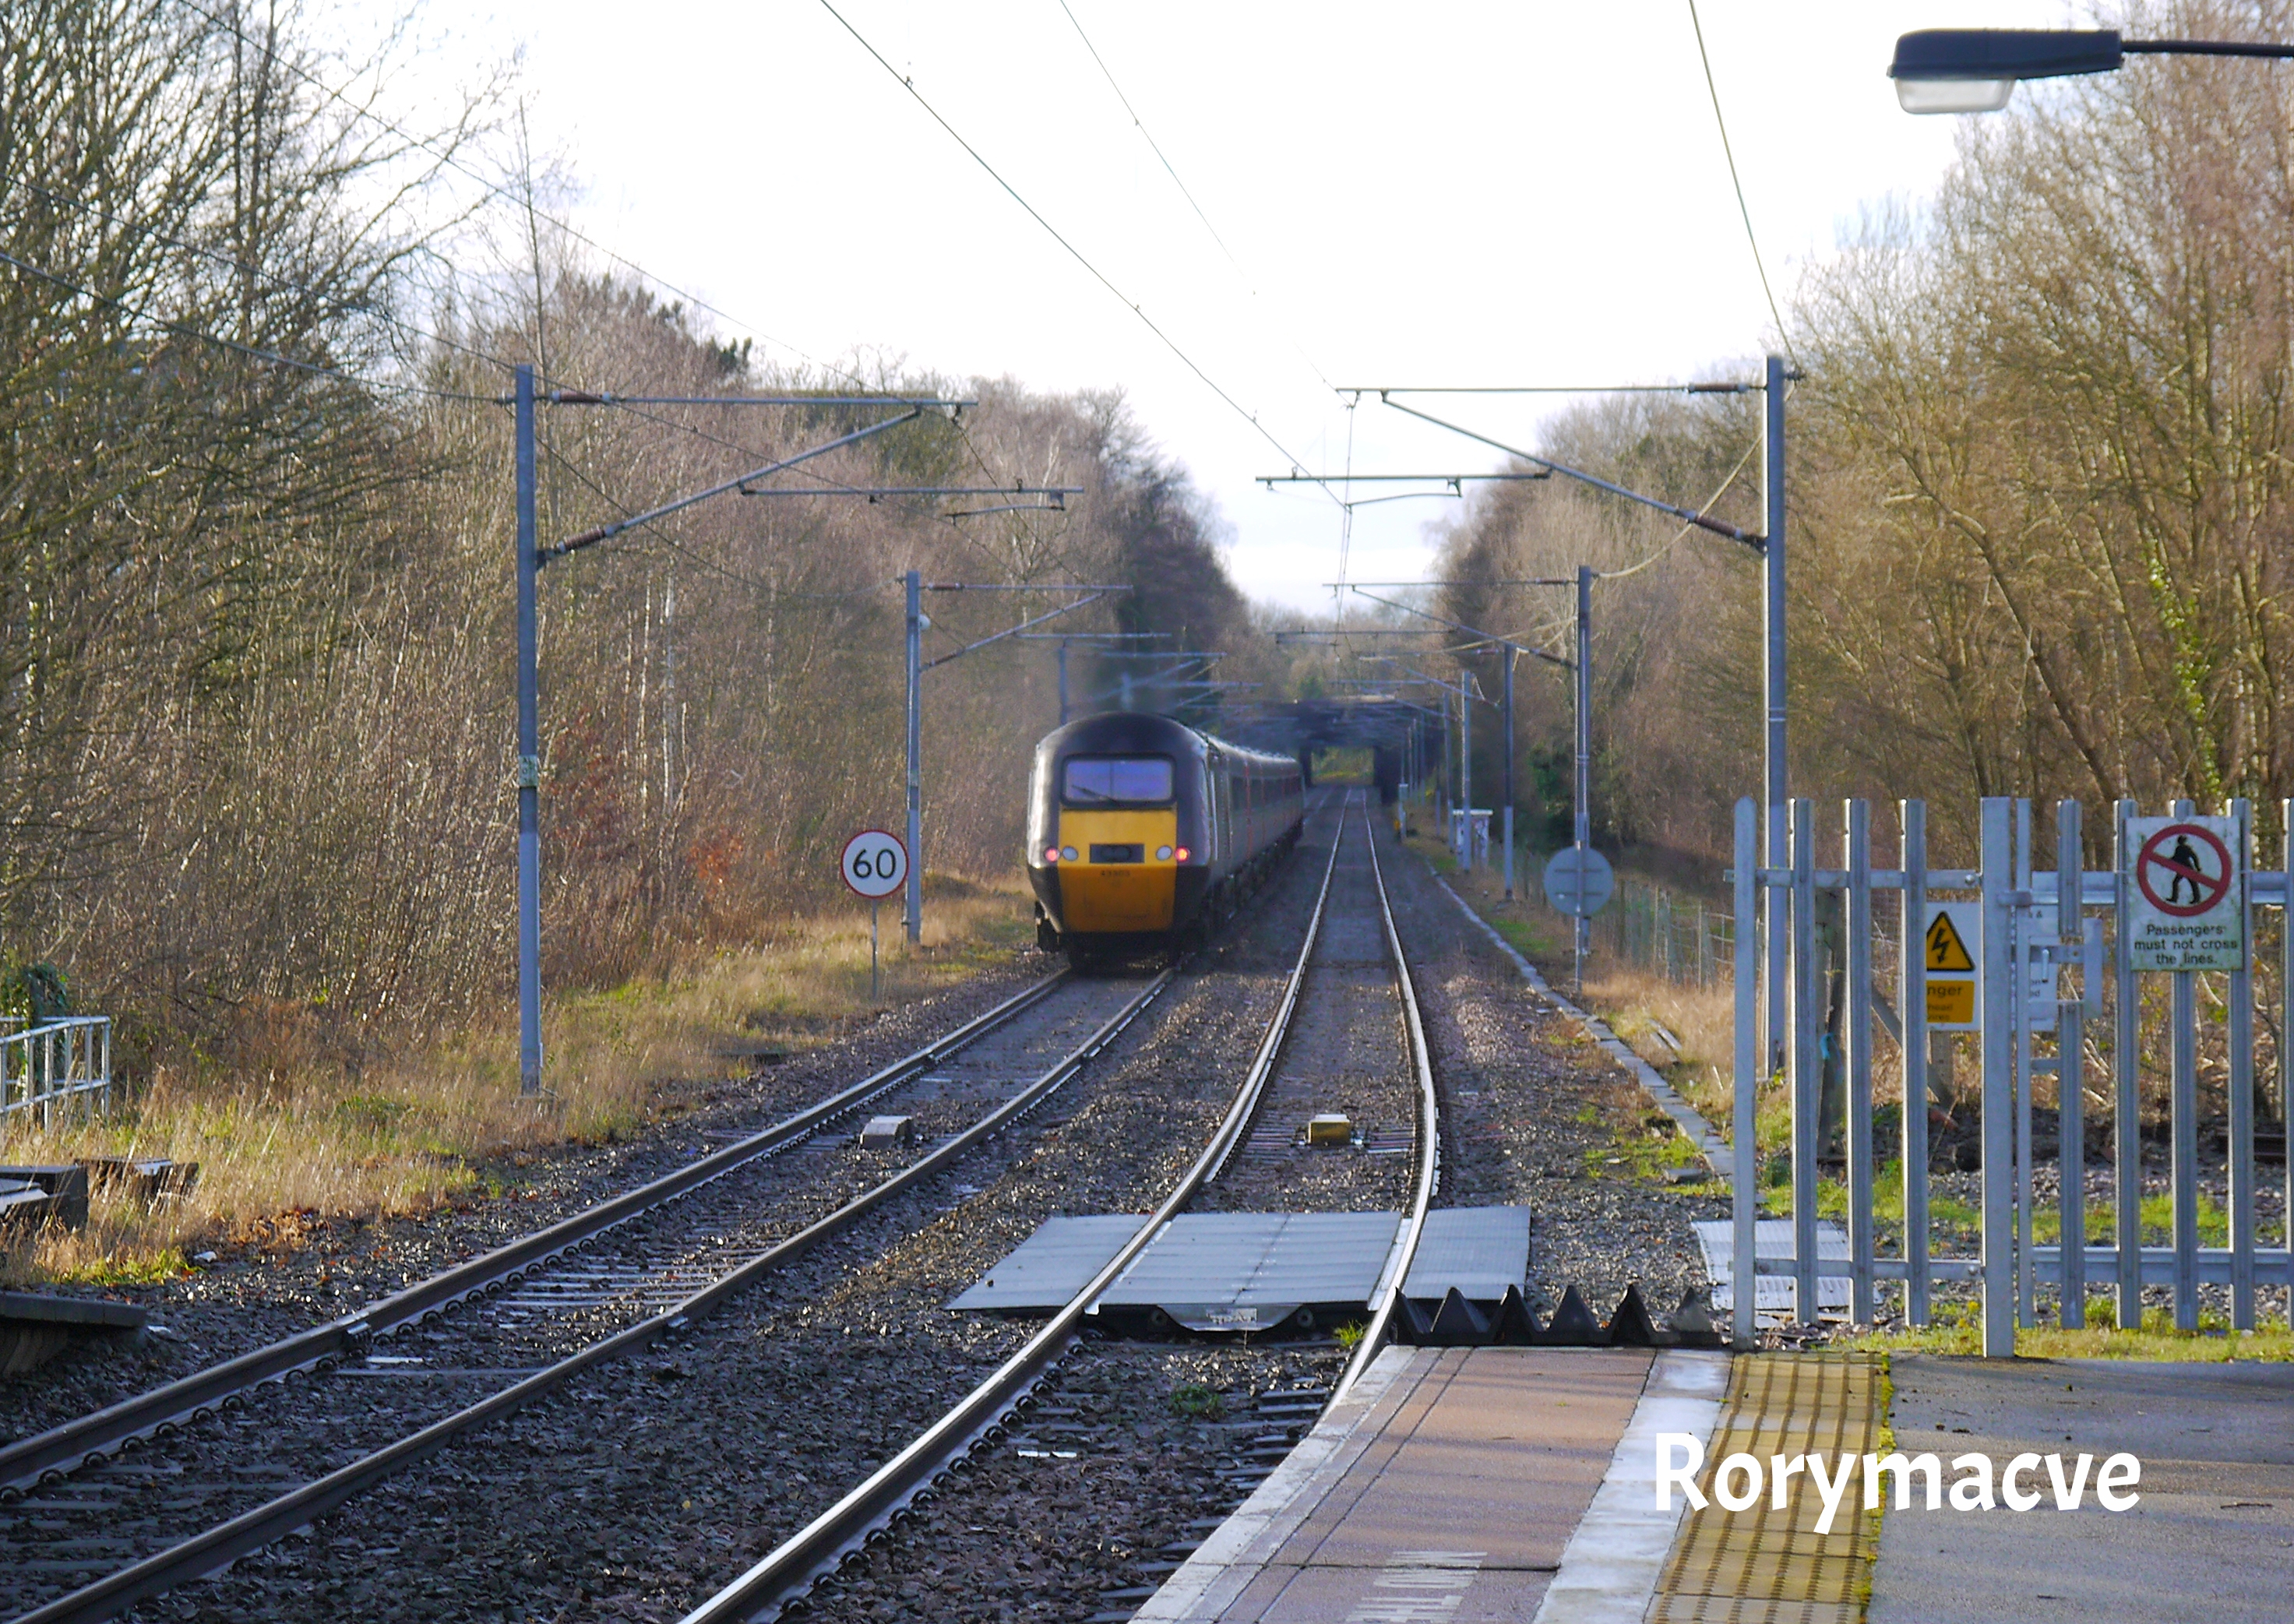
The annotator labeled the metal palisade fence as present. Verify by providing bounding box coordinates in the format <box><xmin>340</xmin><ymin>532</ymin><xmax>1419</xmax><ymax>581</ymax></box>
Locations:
<box><xmin>1728</xmin><ymin>794</ymin><xmax>2289</xmax><ymax>1355</ymax></box>
<box><xmin>1592</xmin><ymin>876</ymin><xmax>1735</xmax><ymax>989</ymax></box>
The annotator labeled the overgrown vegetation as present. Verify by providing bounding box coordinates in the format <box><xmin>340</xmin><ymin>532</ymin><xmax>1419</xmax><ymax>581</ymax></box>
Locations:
<box><xmin>0</xmin><ymin>1</ymin><xmax>1289</xmax><ymax>1217</ymax></box>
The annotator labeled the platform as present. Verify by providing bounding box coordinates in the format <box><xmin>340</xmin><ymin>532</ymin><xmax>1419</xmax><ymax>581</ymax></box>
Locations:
<box><xmin>1135</xmin><ymin>1344</ymin><xmax>2294</xmax><ymax>1623</ymax></box>
<box><xmin>950</xmin><ymin>1207</ymin><xmax>1529</xmax><ymax>1331</ymax></box>
<box><xmin>1135</xmin><ymin>1346</ymin><xmax>1730</xmax><ymax>1622</ymax></box>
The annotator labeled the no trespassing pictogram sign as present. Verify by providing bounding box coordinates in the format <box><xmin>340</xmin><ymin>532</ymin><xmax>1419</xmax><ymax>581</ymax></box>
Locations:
<box><xmin>2124</xmin><ymin>816</ymin><xmax>2243</xmax><ymax>971</ymax></box>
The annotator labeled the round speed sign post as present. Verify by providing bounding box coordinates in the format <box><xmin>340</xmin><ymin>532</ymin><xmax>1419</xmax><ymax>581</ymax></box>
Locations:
<box><xmin>840</xmin><ymin>830</ymin><xmax>909</xmax><ymax>1001</ymax></box>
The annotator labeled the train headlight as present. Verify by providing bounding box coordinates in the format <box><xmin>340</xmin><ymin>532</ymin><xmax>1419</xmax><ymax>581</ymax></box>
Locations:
<box><xmin>1044</xmin><ymin>846</ymin><xmax>1061</xmax><ymax>863</ymax></box>
<box><xmin>1173</xmin><ymin>846</ymin><xmax>1191</xmax><ymax>862</ymax></box>
<box><xmin>1060</xmin><ymin>846</ymin><xmax>1078</xmax><ymax>861</ymax></box>
<box><xmin>1155</xmin><ymin>845</ymin><xmax>1174</xmax><ymax>861</ymax></box>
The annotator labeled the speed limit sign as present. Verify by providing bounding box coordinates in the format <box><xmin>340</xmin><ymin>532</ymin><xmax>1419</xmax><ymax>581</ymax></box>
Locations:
<box><xmin>840</xmin><ymin>830</ymin><xmax>908</xmax><ymax>900</ymax></box>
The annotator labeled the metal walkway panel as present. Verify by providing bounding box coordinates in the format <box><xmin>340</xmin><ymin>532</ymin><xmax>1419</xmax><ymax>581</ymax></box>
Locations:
<box><xmin>1690</xmin><ymin>1218</ymin><xmax>1851</xmax><ymax>1317</ymax></box>
<box><xmin>1399</xmin><ymin>1206</ymin><xmax>1531</xmax><ymax>1301</ymax></box>
<box><xmin>1105</xmin><ymin>1213</ymin><xmax>1295</xmax><ymax>1308</ymax></box>
<box><xmin>949</xmin><ymin>1208</ymin><xmax>1530</xmax><ymax>1316</ymax></box>
<box><xmin>945</xmin><ymin>1214</ymin><xmax>1143</xmax><ymax>1312</ymax></box>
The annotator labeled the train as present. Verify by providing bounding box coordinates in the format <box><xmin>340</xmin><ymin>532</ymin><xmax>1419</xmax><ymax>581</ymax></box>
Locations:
<box><xmin>1026</xmin><ymin>712</ymin><xmax>1305</xmax><ymax>965</ymax></box>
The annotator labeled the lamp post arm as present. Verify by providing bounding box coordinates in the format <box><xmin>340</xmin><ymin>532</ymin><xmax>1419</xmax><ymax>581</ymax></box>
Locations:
<box><xmin>1377</xmin><ymin>396</ymin><xmax>1763</xmax><ymax>549</ymax></box>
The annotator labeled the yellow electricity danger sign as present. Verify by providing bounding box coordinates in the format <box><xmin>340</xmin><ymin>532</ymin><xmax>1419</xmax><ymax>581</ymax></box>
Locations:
<box><xmin>1922</xmin><ymin>901</ymin><xmax>1982</xmax><ymax>1031</ymax></box>
<box><xmin>1926</xmin><ymin>911</ymin><xmax>1975</xmax><ymax>973</ymax></box>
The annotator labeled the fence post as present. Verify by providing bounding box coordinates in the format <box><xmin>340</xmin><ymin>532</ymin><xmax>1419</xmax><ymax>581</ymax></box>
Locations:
<box><xmin>2057</xmin><ymin>799</ymin><xmax>2087</xmax><ymax>1330</ymax></box>
<box><xmin>2114</xmin><ymin>798</ymin><xmax>2144</xmax><ymax>1330</ymax></box>
<box><xmin>2229</xmin><ymin>797</ymin><xmax>2257</xmax><ymax>1330</ymax></box>
<box><xmin>1732</xmin><ymin>797</ymin><xmax>1760</xmax><ymax>1348</ymax></box>
<box><xmin>1900</xmin><ymin>799</ymin><xmax>1930</xmax><ymax>1326</ymax></box>
<box><xmin>1792</xmin><ymin>798</ymin><xmax>1820</xmax><ymax>1324</ymax></box>
<box><xmin>1845</xmin><ymin>799</ymin><xmax>1875</xmax><ymax>1324</ymax></box>
<box><xmin>2169</xmin><ymin>798</ymin><xmax>2200</xmax><ymax>1330</ymax></box>
<box><xmin>2016</xmin><ymin>798</ymin><xmax>2037</xmax><ymax>1329</ymax></box>
<box><xmin>1980</xmin><ymin>797</ymin><xmax>2016</xmax><ymax>1355</ymax></box>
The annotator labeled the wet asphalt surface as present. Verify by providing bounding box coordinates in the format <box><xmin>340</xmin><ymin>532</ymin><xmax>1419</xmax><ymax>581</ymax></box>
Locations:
<box><xmin>2</xmin><ymin>787</ymin><xmax>1727</xmax><ymax>1623</ymax></box>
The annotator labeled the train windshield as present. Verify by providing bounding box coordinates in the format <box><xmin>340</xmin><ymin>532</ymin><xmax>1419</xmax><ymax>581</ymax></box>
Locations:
<box><xmin>1062</xmin><ymin>756</ymin><xmax>1173</xmax><ymax>805</ymax></box>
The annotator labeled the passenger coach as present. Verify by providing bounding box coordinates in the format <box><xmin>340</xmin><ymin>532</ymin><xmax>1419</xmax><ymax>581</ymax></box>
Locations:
<box><xmin>1027</xmin><ymin>712</ymin><xmax>1304</xmax><ymax>964</ymax></box>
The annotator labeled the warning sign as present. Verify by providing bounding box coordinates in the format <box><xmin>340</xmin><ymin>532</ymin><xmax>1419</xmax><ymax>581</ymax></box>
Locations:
<box><xmin>1926</xmin><ymin>911</ymin><xmax>1975</xmax><ymax>972</ymax></box>
<box><xmin>2125</xmin><ymin>816</ymin><xmax>2244</xmax><ymax>971</ymax></box>
<box><xmin>1922</xmin><ymin>901</ymin><xmax>1981</xmax><ymax>1031</ymax></box>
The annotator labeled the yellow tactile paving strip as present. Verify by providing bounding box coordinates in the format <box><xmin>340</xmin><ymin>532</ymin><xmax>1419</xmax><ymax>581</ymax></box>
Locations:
<box><xmin>1651</xmin><ymin>1354</ymin><xmax>1885</xmax><ymax>1624</ymax></box>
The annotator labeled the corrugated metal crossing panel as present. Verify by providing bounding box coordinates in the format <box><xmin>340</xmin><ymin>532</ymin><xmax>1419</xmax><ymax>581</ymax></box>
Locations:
<box><xmin>947</xmin><ymin>1207</ymin><xmax>1529</xmax><ymax>1319</ymax></box>
<box><xmin>1400</xmin><ymin>1206</ymin><xmax>1533</xmax><ymax>1301</ymax></box>
<box><xmin>946</xmin><ymin>1214</ymin><xmax>1141</xmax><ymax>1312</ymax></box>
<box><xmin>1692</xmin><ymin>1217</ymin><xmax>1852</xmax><ymax>1317</ymax></box>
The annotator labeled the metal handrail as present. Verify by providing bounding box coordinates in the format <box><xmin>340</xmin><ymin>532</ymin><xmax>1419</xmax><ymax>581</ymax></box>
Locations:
<box><xmin>1</xmin><ymin>1015</ymin><xmax>112</xmax><ymax>1127</ymax></box>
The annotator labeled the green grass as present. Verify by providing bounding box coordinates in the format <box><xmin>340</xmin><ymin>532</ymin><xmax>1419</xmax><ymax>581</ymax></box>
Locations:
<box><xmin>1765</xmin><ymin>1172</ymin><xmax>2229</xmax><ymax>1252</ymax></box>
<box><xmin>1167</xmin><ymin>1381</ymin><xmax>1226</xmax><ymax>1419</ymax></box>
<box><xmin>1848</xmin><ymin>1301</ymin><xmax>2294</xmax><ymax>1361</ymax></box>
<box><xmin>41</xmin><ymin>1246</ymin><xmax>191</xmax><ymax>1287</ymax></box>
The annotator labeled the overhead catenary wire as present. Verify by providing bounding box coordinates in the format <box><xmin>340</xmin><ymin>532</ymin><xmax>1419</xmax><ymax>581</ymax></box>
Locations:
<box><xmin>1685</xmin><ymin>0</ymin><xmax>1799</xmax><ymax>368</ymax></box>
<box><xmin>1597</xmin><ymin>435</ymin><xmax>1762</xmax><ymax>579</ymax></box>
<box><xmin>2</xmin><ymin>178</ymin><xmax>527</xmax><ymax>384</ymax></box>
<box><xmin>816</xmin><ymin>0</ymin><xmax>1337</xmax><ymax>503</ymax></box>
<box><xmin>0</xmin><ymin>245</ymin><xmax>496</xmax><ymax>404</ymax></box>
<box><xmin>1053</xmin><ymin>0</ymin><xmax>1336</xmax><ymax>393</ymax></box>
<box><xmin>170</xmin><ymin>0</ymin><xmax>863</xmax><ymax>389</ymax></box>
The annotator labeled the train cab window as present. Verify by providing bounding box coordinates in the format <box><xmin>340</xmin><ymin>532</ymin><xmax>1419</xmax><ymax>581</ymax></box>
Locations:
<box><xmin>1062</xmin><ymin>756</ymin><xmax>1173</xmax><ymax>805</ymax></box>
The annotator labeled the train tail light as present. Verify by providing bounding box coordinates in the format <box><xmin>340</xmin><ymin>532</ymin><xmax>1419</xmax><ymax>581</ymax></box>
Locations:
<box><xmin>1044</xmin><ymin>847</ymin><xmax>1061</xmax><ymax>863</ymax></box>
<box><xmin>1173</xmin><ymin>846</ymin><xmax>1191</xmax><ymax>862</ymax></box>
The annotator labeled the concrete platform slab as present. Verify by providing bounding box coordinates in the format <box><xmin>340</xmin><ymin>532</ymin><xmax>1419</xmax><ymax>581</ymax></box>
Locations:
<box><xmin>1866</xmin><ymin>1355</ymin><xmax>2294</xmax><ymax>1624</ymax></box>
<box><xmin>1136</xmin><ymin>1346</ymin><xmax>1711</xmax><ymax>1623</ymax></box>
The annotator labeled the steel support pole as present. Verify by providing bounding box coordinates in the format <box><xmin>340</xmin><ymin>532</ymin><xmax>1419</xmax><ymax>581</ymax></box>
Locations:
<box><xmin>904</xmin><ymin>569</ymin><xmax>923</xmax><ymax>946</ymax></box>
<box><xmin>514</xmin><ymin>365</ymin><xmax>544</xmax><ymax>1097</ymax></box>
<box><xmin>1502</xmin><ymin>650</ymin><xmax>1515</xmax><ymax>900</ymax></box>
<box><xmin>1460</xmin><ymin>678</ymin><xmax>1473</xmax><ymax>871</ymax></box>
<box><xmin>1764</xmin><ymin>354</ymin><xmax>1788</xmax><ymax>1080</ymax></box>
<box><xmin>1576</xmin><ymin>565</ymin><xmax>1593</xmax><ymax>974</ymax></box>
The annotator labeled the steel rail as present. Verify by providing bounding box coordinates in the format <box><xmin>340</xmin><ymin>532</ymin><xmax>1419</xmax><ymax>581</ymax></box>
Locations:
<box><xmin>0</xmin><ymin>971</ymin><xmax>1074</xmax><ymax>1495</ymax></box>
<box><xmin>11</xmin><ymin>968</ymin><xmax>1172</xmax><ymax>1624</ymax></box>
<box><xmin>679</xmin><ymin>796</ymin><xmax>1351</xmax><ymax>1624</ymax></box>
<box><xmin>1332</xmin><ymin>801</ymin><xmax>1441</xmax><ymax>1403</ymax></box>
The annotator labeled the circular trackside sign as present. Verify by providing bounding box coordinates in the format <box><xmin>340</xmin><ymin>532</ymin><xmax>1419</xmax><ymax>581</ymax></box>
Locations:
<box><xmin>840</xmin><ymin>830</ymin><xmax>908</xmax><ymax>900</ymax></box>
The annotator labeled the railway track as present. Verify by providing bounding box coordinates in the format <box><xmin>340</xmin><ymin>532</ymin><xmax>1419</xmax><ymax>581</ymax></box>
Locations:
<box><xmin>682</xmin><ymin>793</ymin><xmax>1440</xmax><ymax>1624</ymax></box>
<box><xmin>0</xmin><ymin>967</ymin><xmax>1181</xmax><ymax>1623</ymax></box>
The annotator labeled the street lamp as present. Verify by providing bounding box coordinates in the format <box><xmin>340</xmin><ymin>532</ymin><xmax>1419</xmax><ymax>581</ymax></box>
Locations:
<box><xmin>1890</xmin><ymin>28</ymin><xmax>2294</xmax><ymax>114</ymax></box>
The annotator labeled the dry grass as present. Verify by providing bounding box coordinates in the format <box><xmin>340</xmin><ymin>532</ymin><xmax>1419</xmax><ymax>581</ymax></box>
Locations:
<box><xmin>1403</xmin><ymin>823</ymin><xmax>1741</xmax><ymax>1144</ymax></box>
<box><xmin>2</xmin><ymin>875</ymin><xmax>1033</xmax><ymax>1286</ymax></box>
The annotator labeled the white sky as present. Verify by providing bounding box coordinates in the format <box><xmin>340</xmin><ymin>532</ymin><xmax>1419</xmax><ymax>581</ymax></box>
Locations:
<box><xmin>370</xmin><ymin>0</ymin><xmax>2072</xmax><ymax>611</ymax></box>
